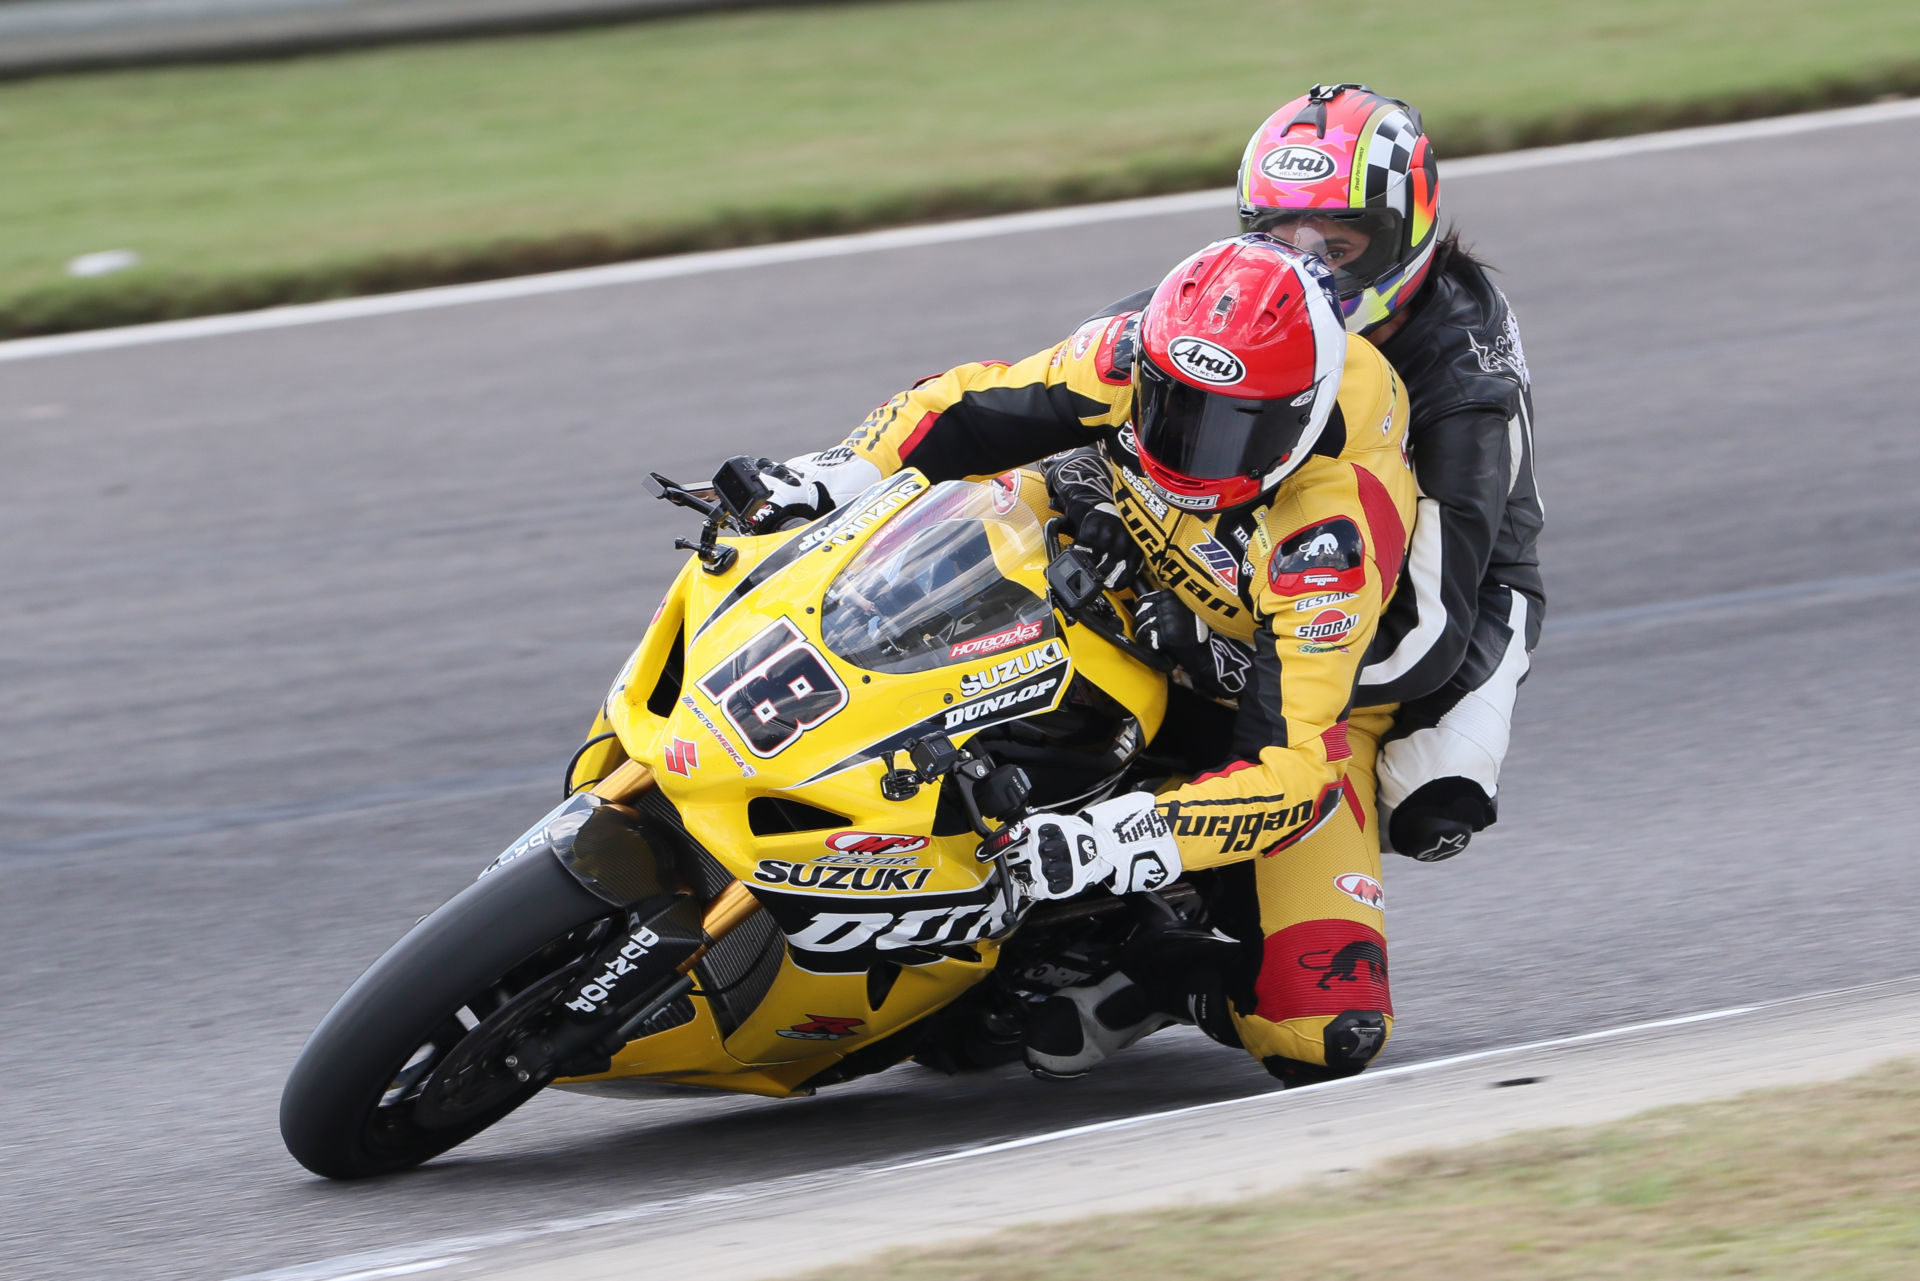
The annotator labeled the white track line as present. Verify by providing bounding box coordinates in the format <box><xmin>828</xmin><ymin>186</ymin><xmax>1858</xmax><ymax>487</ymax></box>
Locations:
<box><xmin>233</xmin><ymin>995</ymin><xmax>1788</xmax><ymax>1281</ymax></box>
<box><xmin>8</xmin><ymin>97</ymin><xmax>1920</xmax><ymax>365</ymax></box>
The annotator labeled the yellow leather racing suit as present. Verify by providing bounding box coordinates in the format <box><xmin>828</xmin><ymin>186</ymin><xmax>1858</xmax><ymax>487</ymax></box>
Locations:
<box><xmin>826</xmin><ymin>308</ymin><xmax>1416</xmax><ymax>1079</ymax></box>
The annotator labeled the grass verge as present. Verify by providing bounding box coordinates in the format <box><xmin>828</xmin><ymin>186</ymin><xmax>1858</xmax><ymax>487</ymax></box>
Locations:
<box><xmin>794</xmin><ymin>1060</ymin><xmax>1920</xmax><ymax>1281</ymax></box>
<box><xmin>3</xmin><ymin>0</ymin><xmax>1919</xmax><ymax>337</ymax></box>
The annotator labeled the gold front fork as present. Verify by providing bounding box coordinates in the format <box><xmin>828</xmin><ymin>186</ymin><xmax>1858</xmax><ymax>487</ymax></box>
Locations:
<box><xmin>588</xmin><ymin>758</ymin><xmax>763</xmax><ymax>958</ymax></box>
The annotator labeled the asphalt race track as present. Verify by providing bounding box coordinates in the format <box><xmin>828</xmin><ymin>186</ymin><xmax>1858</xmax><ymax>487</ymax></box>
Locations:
<box><xmin>4</xmin><ymin>109</ymin><xmax>1918</xmax><ymax>1281</ymax></box>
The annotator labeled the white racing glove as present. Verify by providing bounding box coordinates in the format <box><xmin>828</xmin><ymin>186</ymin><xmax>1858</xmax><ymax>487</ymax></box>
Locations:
<box><xmin>999</xmin><ymin>792</ymin><xmax>1182</xmax><ymax>903</ymax></box>
<box><xmin>749</xmin><ymin>448</ymin><xmax>883</xmax><ymax>532</ymax></box>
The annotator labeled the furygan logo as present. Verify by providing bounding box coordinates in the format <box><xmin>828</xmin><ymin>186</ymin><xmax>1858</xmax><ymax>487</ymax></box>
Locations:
<box><xmin>958</xmin><ymin>639</ymin><xmax>1066</xmax><ymax>697</ymax></box>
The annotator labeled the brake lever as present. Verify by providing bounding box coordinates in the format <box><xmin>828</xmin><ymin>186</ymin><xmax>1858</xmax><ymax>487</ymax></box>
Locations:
<box><xmin>646</xmin><ymin>472</ymin><xmax>741</xmax><ymax>574</ymax></box>
<box><xmin>643</xmin><ymin>472</ymin><xmax>721</xmax><ymax>519</ymax></box>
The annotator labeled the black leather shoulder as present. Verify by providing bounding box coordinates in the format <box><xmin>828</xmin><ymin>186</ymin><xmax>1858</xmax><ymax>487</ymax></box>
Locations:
<box><xmin>1379</xmin><ymin>256</ymin><xmax>1531</xmax><ymax>424</ymax></box>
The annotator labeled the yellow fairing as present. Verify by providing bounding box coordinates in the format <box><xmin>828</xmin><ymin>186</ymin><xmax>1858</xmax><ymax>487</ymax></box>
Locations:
<box><xmin>554</xmin><ymin>472</ymin><xmax>1165</xmax><ymax>1097</ymax></box>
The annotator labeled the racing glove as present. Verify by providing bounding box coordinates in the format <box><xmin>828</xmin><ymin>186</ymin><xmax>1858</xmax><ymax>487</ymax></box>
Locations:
<box><xmin>999</xmin><ymin>792</ymin><xmax>1181</xmax><ymax>903</ymax></box>
<box><xmin>1046</xmin><ymin>449</ymin><xmax>1142</xmax><ymax>590</ymax></box>
<box><xmin>1133</xmin><ymin>590</ymin><xmax>1252</xmax><ymax>699</ymax></box>
<box><xmin>737</xmin><ymin>450</ymin><xmax>883</xmax><ymax>534</ymax></box>
<box><xmin>1384</xmin><ymin>776</ymin><xmax>1496</xmax><ymax>862</ymax></box>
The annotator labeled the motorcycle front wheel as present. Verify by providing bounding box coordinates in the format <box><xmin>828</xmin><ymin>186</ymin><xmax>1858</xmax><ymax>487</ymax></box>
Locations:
<box><xmin>279</xmin><ymin>850</ymin><xmax>618</xmax><ymax>1179</ymax></box>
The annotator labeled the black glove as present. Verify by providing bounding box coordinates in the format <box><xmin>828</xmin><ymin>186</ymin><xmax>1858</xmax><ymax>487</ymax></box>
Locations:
<box><xmin>1073</xmin><ymin>504</ymin><xmax>1144</xmax><ymax>590</ymax></box>
<box><xmin>1132</xmin><ymin>590</ymin><xmax>1252</xmax><ymax>698</ymax></box>
<box><xmin>1387</xmin><ymin>776</ymin><xmax>1495</xmax><ymax>861</ymax></box>
<box><xmin>1047</xmin><ymin>449</ymin><xmax>1142</xmax><ymax>590</ymax></box>
<box><xmin>1133</xmin><ymin>589</ymin><xmax>1208</xmax><ymax>654</ymax></box>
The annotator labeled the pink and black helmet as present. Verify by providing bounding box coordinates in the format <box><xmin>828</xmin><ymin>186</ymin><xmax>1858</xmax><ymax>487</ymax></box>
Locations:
<box><xmin>1237</xmin><ymin>83</ymin><xmax>1440</xmax><ymax>334</ymax></box>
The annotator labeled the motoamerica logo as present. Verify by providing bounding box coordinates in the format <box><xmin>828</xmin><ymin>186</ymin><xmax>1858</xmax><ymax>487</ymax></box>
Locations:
<box><xmin>958</xmin><ymin>639</ymin><xmax>1066</xmax><ymax>697</ymax></box>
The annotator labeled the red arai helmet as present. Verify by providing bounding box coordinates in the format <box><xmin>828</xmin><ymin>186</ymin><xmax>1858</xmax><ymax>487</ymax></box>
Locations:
<box><xmin>1132</xmin><ymin>234</ymin><xmax>1347</xmax><ymax>512</ymax></box>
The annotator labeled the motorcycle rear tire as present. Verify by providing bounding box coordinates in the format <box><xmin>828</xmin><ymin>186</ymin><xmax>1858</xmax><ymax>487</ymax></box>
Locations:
<box><xmin>279</xmin><ymin>851</ymin><xmax>616</xmax><ymax>1179</ymax></box>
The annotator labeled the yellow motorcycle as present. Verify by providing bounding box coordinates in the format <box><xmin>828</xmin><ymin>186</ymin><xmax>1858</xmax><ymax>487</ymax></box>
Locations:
<box><xmin>280</xmin><ymin>463</ymin><xmax>1185</xmax><ymax>1179</ymax></box>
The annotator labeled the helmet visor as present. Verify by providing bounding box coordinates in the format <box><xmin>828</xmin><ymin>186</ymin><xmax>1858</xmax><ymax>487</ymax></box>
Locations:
<box><xmin>1133</xmin><ymin>351</ymin><xmax>1318</xmax><ymax>482</ymax></box>
<box><xmin>1243</xmin><ymin>208</ymin><xmax>1404</xmax><ymax>299</ymax></box>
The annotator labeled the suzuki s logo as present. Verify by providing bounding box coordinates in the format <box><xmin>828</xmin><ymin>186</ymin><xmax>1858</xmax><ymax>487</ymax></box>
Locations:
<box><xmin>1166</xmin><ymin>337</ymin><xmax>1245</xmax><ymax>386</ymax></box>
<box><xmin>662</xmin><ymin>737</ymin><xmax>698</xmax><ymax>777</ymax></box>
<box><xmin>1259</xmin><ymin>145</ymin><xmax>1337</xmax><ymax>184</ymax></box>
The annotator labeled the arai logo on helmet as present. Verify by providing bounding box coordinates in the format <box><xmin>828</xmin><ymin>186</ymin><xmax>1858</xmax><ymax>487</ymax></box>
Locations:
<box><xmin>1166</xmin><ymin>336</ymin><xmax>1245</xmax><ymax>386</ymax></box>
<box><xmin>1260</xmin><ymin>145</ymin><xmax>1338</xmax><ymax>184</ymax></box>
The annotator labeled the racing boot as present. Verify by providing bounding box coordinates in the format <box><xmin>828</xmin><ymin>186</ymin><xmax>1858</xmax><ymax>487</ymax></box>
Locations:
<box><xmin>1120</xmin><ymin>916</ymin><xmax>1248</xmax><ymax>1050</ymax></box>
<box><xmin>1023</xmin><ymin>971</ymin><xmax>1180</xmax><ymax>1080</ymax></box>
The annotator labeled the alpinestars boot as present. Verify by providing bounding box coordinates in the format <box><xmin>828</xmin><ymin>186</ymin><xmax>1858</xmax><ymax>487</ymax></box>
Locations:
<box><xmin>1023</xmin><ymin>971</ymin><xmax>1181</xmax><ymax>1079</ymax></box>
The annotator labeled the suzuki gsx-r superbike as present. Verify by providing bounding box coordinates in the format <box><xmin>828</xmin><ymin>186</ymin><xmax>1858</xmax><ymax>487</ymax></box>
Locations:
<box><xmin>280</xmin><ymin>463</ymin><xmax>1198</xmax><ymax>1179</ymax></box>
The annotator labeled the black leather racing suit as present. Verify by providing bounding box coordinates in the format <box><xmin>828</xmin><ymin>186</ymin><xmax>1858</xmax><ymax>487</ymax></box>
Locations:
<box><xmin>1089</xmin><ymin>243</ymin><xmax>1543</xmax><ymax>859</ymax></box>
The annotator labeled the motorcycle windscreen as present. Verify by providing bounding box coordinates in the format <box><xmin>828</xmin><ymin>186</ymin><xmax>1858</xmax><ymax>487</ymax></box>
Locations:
<box><xmin>821</xmin><ymin>481</ymin><xmax>1052</xmax><ymax>674</ymax></box>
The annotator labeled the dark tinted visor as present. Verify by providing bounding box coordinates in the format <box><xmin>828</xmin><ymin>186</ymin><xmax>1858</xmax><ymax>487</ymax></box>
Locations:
<box><xmin>1242</xmin><ymin>208</ymin><xmax>1404</xmax><ymax>298</ymax></box>
<box><xmin>1133</xmin><ymin>352</ymin><xmax>1315</xmax><ymax>481</ymax></box>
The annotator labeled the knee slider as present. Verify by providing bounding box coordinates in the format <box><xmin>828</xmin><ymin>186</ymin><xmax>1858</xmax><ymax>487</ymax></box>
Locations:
<box><xmin>1260</xmin><ymin>1009</ymin><xmax>1389</xmax><ymax>1086</ymax></box>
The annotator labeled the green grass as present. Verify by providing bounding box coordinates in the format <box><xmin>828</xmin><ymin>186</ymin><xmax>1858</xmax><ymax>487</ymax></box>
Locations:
<box><xmin>3</xmin><ymin>0</ymin><xmax>1918</xmax><ymax>335</ymax></box>
<box><xmin>796</xmin><ymin>1061</ymin><xmax>1920</xmax><ymax>1281</ymax></box>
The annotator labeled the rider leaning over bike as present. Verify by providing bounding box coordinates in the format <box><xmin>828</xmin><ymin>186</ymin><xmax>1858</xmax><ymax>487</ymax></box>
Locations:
<box><xmin>1003</xmin><ymin>83</ymin><xmax>1546</xmax><ymax>1080</ymax></box>
<box><xmin>755</xmin><ymin>231</ymin><xmax>1418</xmax><ymax>1087</ymax></box>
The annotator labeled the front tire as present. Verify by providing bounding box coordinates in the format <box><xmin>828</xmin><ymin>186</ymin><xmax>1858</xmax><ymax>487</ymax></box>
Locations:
<box><xmin>280</xmin><ymin>852</ymin><xmax>617</xmax><ymax>1179</ymax></box>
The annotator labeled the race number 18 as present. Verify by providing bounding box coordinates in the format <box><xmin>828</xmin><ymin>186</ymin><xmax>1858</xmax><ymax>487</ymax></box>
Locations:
<box><xmin>696</xmin><ymin>618</ymin><xmax>850</xmax><ymax>757</ymax></box>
